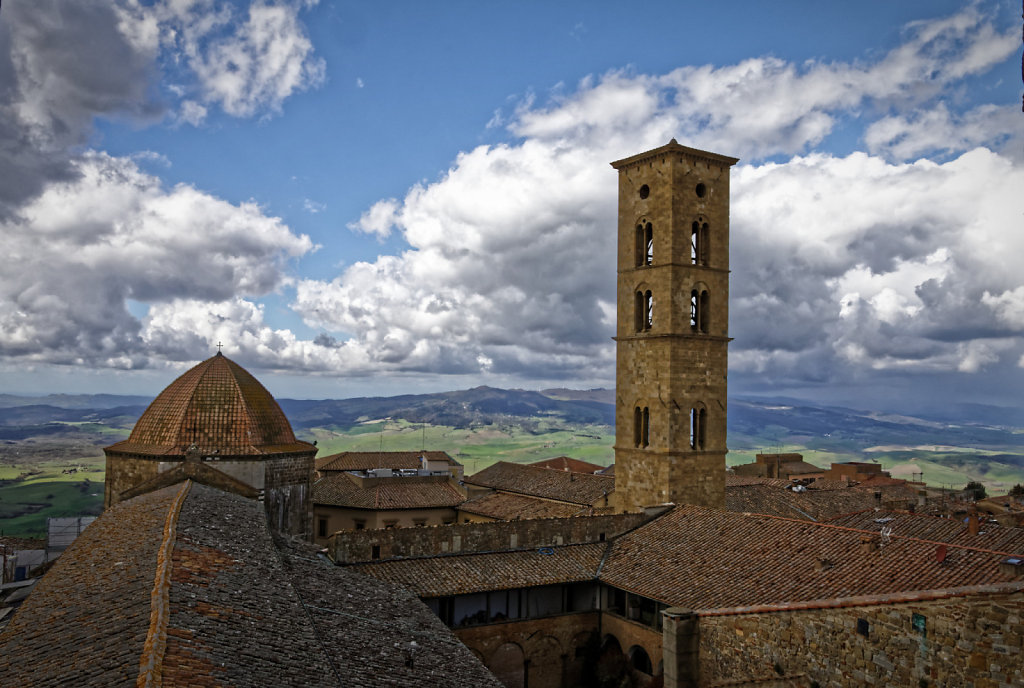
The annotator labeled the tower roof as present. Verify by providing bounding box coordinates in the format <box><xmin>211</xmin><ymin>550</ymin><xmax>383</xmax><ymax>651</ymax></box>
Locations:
<box><xmin>106</xmin><ymin>353</ymin><xmax>313</xmax><ymax>458</ymax></box>
<box><xmin>609</xmin><ymin>138</ymin><xmax>739</xmax><ymax>170</ymax></box>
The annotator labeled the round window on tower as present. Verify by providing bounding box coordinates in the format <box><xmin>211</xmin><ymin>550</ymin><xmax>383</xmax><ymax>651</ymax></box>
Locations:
<box><xmin>695</xmin><ymin>183</ymin><xmax>706</xmax><ymax>198</ymax></box>
<box><xmin>638</xmin><ymin>184</ymin><xmax>650</xmax><ymax>199</ymax></box>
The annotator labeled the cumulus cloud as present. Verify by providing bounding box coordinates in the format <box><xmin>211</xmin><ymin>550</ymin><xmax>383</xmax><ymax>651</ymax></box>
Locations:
<box><xmin>160</xmin><ymin>0</ymin><xmax>325</xmax><ymax>118</ymax></box>
<box><xmin>0</xmin><ymin>153</ymin><xmax>313</xmax><ymax>366</ymax></box>
<box><xmin>0</xmin><ymin>1</ymin><xmax>323</xmax><ymax>368</ymax></box>
<box><xmin>288</xmin><ymin>6</ymin><xmax>1022</xmax><ymax>389</ymax></box>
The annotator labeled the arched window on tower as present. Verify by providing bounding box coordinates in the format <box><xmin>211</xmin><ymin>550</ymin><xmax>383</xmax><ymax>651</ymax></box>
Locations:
<box><xmin>690</xmin><ymin>405</ymin><xmax>707</xmax><ymax>450</ymax></box>
<box><xmin>637</xmin><ymin>290</ymin><xmax>653</xmax><ymax>332</ymax></box>
<box><xmin>636</xmin><ymin>222</ymin><xmax>654</xmax><ymax>267</ymax></box>
<box><xmin>634</xmin><ymin>406</ymin><xmax>650</xmax><ymax>448</ymax></box>
<box><xmin>690</xmin><ymin>288</ymin><xmax>709</xmax><ymax>334</ymax></box>
<box><xmin>691</xmin><ymin>221</ymin><xmax>709</xmax><ymax>266</ymax></box>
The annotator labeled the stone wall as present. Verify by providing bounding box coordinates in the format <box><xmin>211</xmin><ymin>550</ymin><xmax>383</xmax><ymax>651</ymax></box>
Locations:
<box><xmin>264</xmin><ymin>452</ymin><xmax>316</xmax><ymax>538</ymax></box>
<box><xmin>330</xmin><ymin>512</ymin><xmax>648</xmax><ymax>563</ymax></box>
<box><xmin>103</xmin><ymin>453</ymin><xmax>162</xmax><ymax>508</ymax></box>
<box><xmin>691</xmin><ymin>585</ymin><xmax>1024</xmax><ymax>687</ymax></box>
<box><xmin>456</xmin><ymin>613</ymin><xmax>600</xmax><ymax>688</ymax></box>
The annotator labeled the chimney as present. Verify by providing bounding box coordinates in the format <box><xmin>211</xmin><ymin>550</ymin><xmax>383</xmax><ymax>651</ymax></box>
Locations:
<box><xmin>662</xmin><ymin>608</ymin><xmax>700</xmax><ymax>688</ymax></box>
<box><xmin>967</xmin><ymin>509</ymin><xmax>980</xmax><ymax>536</ymax></box>
<box><xmin>860</xmin><ymin>535</ymin><xmax>878</xmax><ymax>554</ymax></box>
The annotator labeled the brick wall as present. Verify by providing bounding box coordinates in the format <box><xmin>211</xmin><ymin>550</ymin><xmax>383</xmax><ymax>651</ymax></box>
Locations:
<box><xmin>691</xmin><ymin>586</ymin><xmax>1024</xmax><ymax>687</ymax></box>
<box><xmin>330</xmin><ymin>512</ymin><xmax>648</xmax><ymax>563</ymax></box>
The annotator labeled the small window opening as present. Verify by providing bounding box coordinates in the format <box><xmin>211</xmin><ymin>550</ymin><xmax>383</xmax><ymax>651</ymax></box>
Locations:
<box><xmin>317</xmin><ymin>518</ymin><xmax>327</xmax><ymax>538</ymax></box>
<box><xmin>636</xmin><ymin>290</ymin><xmax>653</xmax><ymax>332</ymax></box>
<box><xmin>638</xmin><ymin>184</ymin><xmax>650</xmax><ymax>199</ymax></box>
<box><xmin>354</xmin><ymin>519</ymin><xmax>366</xmax><ymax>531</ymax></box>
<box><xmin>642</xmin><ymin>407</ymin><xmax>650</xmax><ymax>448</ymax></box>
<box><xmin>690</xmin><ymin>407</ymin><xmax>706</xmax><ymax>450</ymax></box>
<box><xmin>636</xmin><ymin>222</ymin><xmax>653</xmax><ymax>266</ymax></box>
<box><xmin>691</xmin><ymin>221</ymin><xmax>709</xmax><ymax>266</ymax></box>
<box><xmin>690</xmin><ymin>289</ymin><xmax>708</xmax><ymax>333</ymax></box>
<box><xmin>371</xmin><ymin>545</ymin><xmax>381</xmax><ymax>560</ymax></box>
<box><xmin>645</xmin><ymin>291</ymin><xmax>653</xmax><ymax>329</ymax></box>
<box><xmin>695</xmin><ymin>182</ymin><xmax>706</xmax><ymax>198</ymax></box>
<box><xmin>634</xmin><ymin>406</ymin><xmax>650</xmax><ymax>448</ymax></box>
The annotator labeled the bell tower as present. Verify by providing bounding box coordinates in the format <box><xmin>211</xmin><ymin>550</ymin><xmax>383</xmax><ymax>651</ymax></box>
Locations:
<box><xmin>611</xmin><ymin>140</ymin><xmax>737</xmax><ymax>511</ymax></box>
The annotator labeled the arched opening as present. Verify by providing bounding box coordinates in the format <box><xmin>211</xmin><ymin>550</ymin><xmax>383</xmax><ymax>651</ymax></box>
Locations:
<box><xmin>488</xmin><ymin>642</ymin><xmax>525</xmax><ymax>688</ymax></box>
<box><xmin>637</xmin><ymin>290</ymin><xmax>653</xmax><ymax>332</ymax></box>
<box><xmin>690</xmin><ymin>288</ymin><xmax>708</xmax><ymax>334</ymax></box>
<box><xmin>690</xmin><ymin>405</ymin><xmax>707</xmax><ymax>450</ymax></box>
<box><xmin>526</xmin><ymin>636</ymin><xmax>564</xmax><ymax>688</ymax></box>
<box><xmin>597</xmin><ymin>635</ymin><xmax>629</xmax><ymax>688</ymax></box>
<box><xmin>634</xmin><ymin>406</ymin><xmax>650</xmax><ymax>448</ymax></box>
<box><xmin>628</xmin><ymin>645</ymin><xmax>653</xmax><ymax>675</ymax></box>
<box><xmin>635</xmin><ymin>222</ymin><xmax>653</xmax><ymax>267</ymax></box>
<box><xmin>691</xmin><ymin>220</ymin><xmax>708</xmax><ymax>266</ymax></box>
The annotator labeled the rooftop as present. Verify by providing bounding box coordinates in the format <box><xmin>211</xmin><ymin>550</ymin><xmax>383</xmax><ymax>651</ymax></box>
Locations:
<box><xmin>0</xmin><ymin>481</ymin><xmax>500</xmax><ymax>687</ymax></box>
<box><xmin>348</xmin><ymin>543</ymin><xmax>607</xmax><ymax>598</ymax></box>
<box><xmin>465</xmin><ymin>461</ymin><xmax>614</xmax><ymax>506</ymax></box>
<box><xmin>313</xmin><ymin>473</ymin><xmax>465</xmax><ymax>510</ymax></box>
<box><xmin>316</xmin><ymin>450</ymin><xmax>460</xmax><ymax>473</ymax></box>
<box><xmin>105</xmin><ymin>353</ymin><xmax>313</xmax><ymax>458</ymax></box>
<box><xmin>724</xmin><ymin>477</ymin><xmax>892</xmax><ymax>521</ymax></box>
<box><xmin>528</xmin><ymin>456</ymin><xmax>605</xmax><ymax>474</ymax></box>
<box><xmin>458</xmin><ymin>492</ymin><xmax>590</xmax><ymax>520</ymax></box>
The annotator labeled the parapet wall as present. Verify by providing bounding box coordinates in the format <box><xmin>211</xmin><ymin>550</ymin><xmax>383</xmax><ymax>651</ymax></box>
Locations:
<box><xmin>330</xmin><ymin>512</ymin><xmax>649</xmax><ymax>563</ymax></box>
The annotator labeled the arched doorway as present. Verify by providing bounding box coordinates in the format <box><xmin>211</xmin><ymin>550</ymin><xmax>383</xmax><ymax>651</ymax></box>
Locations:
<box><xmin>489</xmin><ymin>642</ymin><xmax>525</xmax><ymax>688</ymax></box>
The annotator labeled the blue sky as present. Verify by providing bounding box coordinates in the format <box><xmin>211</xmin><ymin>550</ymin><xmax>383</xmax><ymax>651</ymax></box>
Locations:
<box><xmin>0</xmin><ymin>0</ymin><xmax>1021</xmax><ymax>413</ymax></box>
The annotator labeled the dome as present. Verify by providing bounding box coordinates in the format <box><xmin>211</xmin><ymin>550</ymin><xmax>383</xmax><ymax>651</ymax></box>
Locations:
<box><xmin>106</xmin><ymin>353</ymin><xmax>313</xmax><ymax>458</ymax></box>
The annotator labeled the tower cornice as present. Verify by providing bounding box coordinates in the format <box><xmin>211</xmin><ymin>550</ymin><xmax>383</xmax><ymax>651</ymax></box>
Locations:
<box><xmin>610</xmin><ymin>139</ymin><xmax>739</xmax><ymax>170</ymax></box>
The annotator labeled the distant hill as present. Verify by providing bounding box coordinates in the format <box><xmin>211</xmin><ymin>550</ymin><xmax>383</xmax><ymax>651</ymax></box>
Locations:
<box><xmin>0</xmin><ymin>388</ymin><xmax>1021</xmax><ymax>454</ymax></box>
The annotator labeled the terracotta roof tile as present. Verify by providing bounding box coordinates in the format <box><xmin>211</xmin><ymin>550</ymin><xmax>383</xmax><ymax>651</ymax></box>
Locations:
<box><xmin>528</xmin><ymin>456</ymin><xmax>605</xmax><ymax>473</ymax></box>
<box><xmin>316</xmin><ymin>451</ymin><xmax>460</xmax><ymax>472</ymax></box>
<box><xmin>824</xmin><ymin>510</ymin><xmax>1024</xmax><ymax>553</ymax></box>
<box><xmin>725</xmin><ymin>478</ymin><xmax>884</xmax><ymax>521</ymax></box>
<box><xmin>0</xmin><ymin>481</ymin><xmax>500</xmax><ymax>687</ymax></box>
<box><xmin>106</xmin><ymin>354</ymin><xmax>313</xmax><ymax>458</ymax></box>
<box><xmin>465</xmin><ymin>461</ymin><xmax>614</xmax><ymax>506</ymax></box>
<box><xmin>599</xmin><ymin>505</ymin><xmax>1024</xmax><ymax>611</ymax></box>
<box><xmin>348</xmin><ymin>543</ymin><xmax>607</xmax><ymax>598</ymax></box>
<box><xmin>313</xmin><ymin>473</ymin><xmax>466</xmax><ymax>510</ymax></box>
<box><xmin>458</xmin><ymin>492</ymin><xmax>590</xmax><ymax>520</ymax></box>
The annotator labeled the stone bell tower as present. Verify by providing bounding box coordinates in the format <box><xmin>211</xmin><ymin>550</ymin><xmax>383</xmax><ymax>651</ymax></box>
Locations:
<box><xmin>611</xmin><ymin>140</ymin><xmax>737</xmax><ymax>511</ymax></box>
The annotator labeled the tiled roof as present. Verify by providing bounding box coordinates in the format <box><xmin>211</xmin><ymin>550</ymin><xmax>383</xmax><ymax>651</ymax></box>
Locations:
<box><xmin>316</xmin><ymin>451</ymin><xmax>459</xmax><ymax>472</ymax></box>
<box><xmin>313</xmin><ymin>473</ymin><xmax>465</xmax><ymax>510</ymax></box>
<box><xmin>824</xmin><ymin>510</ymin><xmax>1024</xmax><ymax>553</ymax></box>
<box><xmin>347</xmin><ymin>543</ymin><xmax>607</xmax><ymax>598</ymax></box>
<box><xmin>599</xmin><ymin>505</ymin><xmax>1024</xmax><ymax>612</ymax></box>
<box><xmin>458</xmin><ymin>492</ymin><xmax>590</xmax><ymax>520</ymax></box>
<box><xmin>465</xmin><ymin>461</ymin><xmax>614</xmax><ymax>506</ymax></box>
<box><xmin>528</xmin><ymin>456</ymin><xmax>604</xmax><ymax>473</ymax></box>
<box><xmin>106</xmin><ymin>354</ymin><xmax>314</xmax><ymax>458</ymax></box>
<box><xmin>0</xmin><ymin>481</ymin><xmax>500</xmax><ymax>687</ymax></box>
<box><xmin>725</xmin><ymin>478</ymin><xmax>884</xmax><ymax>521</ymax></box>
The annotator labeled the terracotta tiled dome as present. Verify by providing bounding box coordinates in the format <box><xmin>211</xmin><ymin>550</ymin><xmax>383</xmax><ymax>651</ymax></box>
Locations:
<box><xmin>106</xmin><ymin>353</ymin><xmax>313</xmax><ymax>457</ymax></box>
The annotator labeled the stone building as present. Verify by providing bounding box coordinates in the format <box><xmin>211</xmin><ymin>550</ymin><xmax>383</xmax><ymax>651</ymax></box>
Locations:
<box><xmin>103</xmin><ymin>352</ymin><xmax>317</xmax><ymax>537</ymax></box>
<box><xmin>611</xmin><ymin>140</ymin><xmax>736</xmax><ymax>512</ymax></box>
<box><xmin>459</xmin><ymin>461</ymin><xmax>615</xmax><ymax>522</ymax></box>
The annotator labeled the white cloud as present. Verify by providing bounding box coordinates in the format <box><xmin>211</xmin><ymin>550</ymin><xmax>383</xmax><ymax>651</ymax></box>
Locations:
<box><xmin>303</xmin><ymin>198</ymin><xmax>326</xmax><ymax>214</ymax></box>
<box><xmin>865</xmin><ymin>103</ymin><xmax>1021</xmax><ymax>160</ymax></box>
<box><xmin>159</xmin><ymin>0</ymin><xmax>325</xmax><ymax>118</ymax></box>
<box><xmin>983</xmin><ymin>287</ymin><xmax>1024</xmax><ymax>330</ymax></box>
<box><xmin>0</xmin><ymin>153</ymin><xmax>313</xmax><ymax>365</ymax></box>
<box><xmin>286</xmin><ymin>6</ymin><xmax>1022</xmax><ymax>386</ymax></box>
<box><xmin>179</xmin><ymin>99</ymin><xmax>208</xmax><ymax>126</ymax></box>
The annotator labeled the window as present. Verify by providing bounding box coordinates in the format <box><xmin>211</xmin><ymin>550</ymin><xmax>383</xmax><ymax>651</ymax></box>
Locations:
<box><xmin>690</xmin><ymin>288</ymin><xmax>708</xmax><ymax>333</ymax></box>
<box><xmin>354</xmin><ymin>519</ymin><xmax>366</xmax><ymax>531</ymax></box>
<box><xmin>413</xmin><ymin>518</ymin><xmax>427</xmax><ymax>527</ymax></box>
<box><xmin>371</xmin><ymin>545</ymin><xmax>381</xmax><ymax>560</ymax></box>
<box><xmin>690</xmin><ymin>406</ymin><xmax>707</xmax><ymax>450</ymax></box>
<box><xmin>317</xmin><ymin>518</ymin><xmax>327</xmax><ymax>538</ymax></box>
<box><xmin>635</xmin><ymin>222</ymin><xmax>654</xmax><ymax>267</ymax></box>
<box><xmin>634</xmin><ymin>290</ymin><xmax>653</xmax><ymax>332</ymax></box>
<box><xmin>383</xmin><ymin>520</ymin><xmax>398</xmax><ymax>529</ymax></box>
<box><xmin>635</xmin><ymin>406</ymin><xmax>650</xmax><ymax>448</ymax></box>
<box><xmin>690</xmin><ymin>221</ymin><xmax>708</xmax><ymax>266</ymax></box>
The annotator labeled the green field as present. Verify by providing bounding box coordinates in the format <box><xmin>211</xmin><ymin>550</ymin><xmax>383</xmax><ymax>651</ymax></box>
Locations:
<box><xmin>0</xmin><ymin>456</ymin><xmax>105</xmax><ymax>538</ymax></box>
<box><xmin>307</xmin><ymin>419</ymin><xmax>615</xmax><ymax>474</ymax></box>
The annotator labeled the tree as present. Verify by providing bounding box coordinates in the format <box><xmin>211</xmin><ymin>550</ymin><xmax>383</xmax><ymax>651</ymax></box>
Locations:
<box><xmin>1009</xmin><ymin>484</ymin><xmax>1024</xmax><ymax>497</ymax></box>
<box><xmin>964</xmin><ymin>481</ymin><xmax>987</xmax><ymax>501</ymax></box>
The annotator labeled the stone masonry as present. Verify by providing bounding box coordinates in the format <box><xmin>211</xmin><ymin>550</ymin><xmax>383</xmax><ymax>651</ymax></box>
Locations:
<box><xmin>611</xmin><ymin>140</ymin><xmax>737</xmax><ymax>511</ymax></box>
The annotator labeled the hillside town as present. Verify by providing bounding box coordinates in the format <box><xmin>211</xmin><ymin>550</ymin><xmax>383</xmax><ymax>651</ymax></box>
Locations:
<box><xmin>1</xmin><ymin>142</ymin><xmax>1022</xmax><ymax>687</ymax></box>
